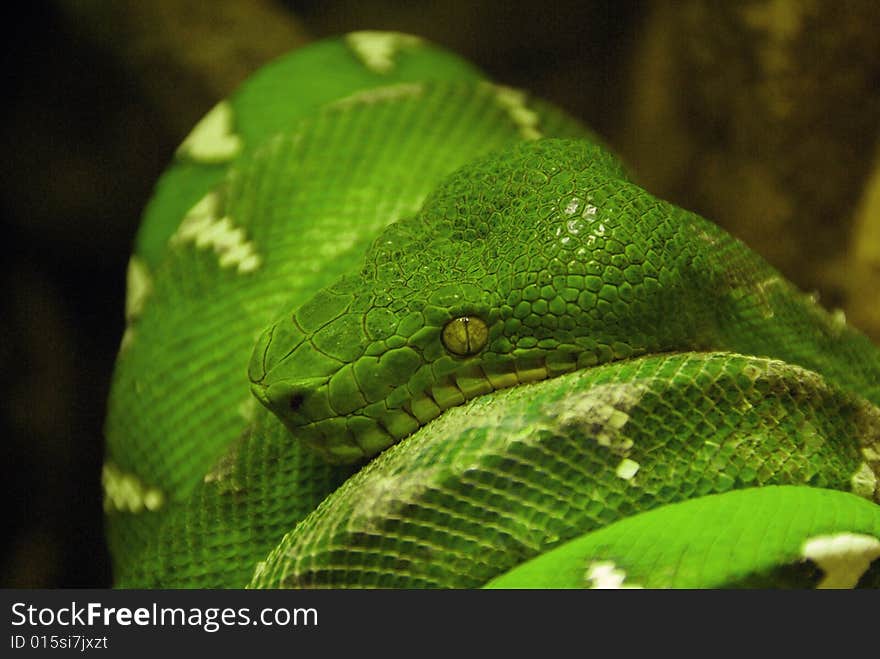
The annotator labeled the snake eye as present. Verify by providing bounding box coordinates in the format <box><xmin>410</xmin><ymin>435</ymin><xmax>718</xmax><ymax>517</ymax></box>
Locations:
<box><xmin>441</xmin><ymin>316</ymin><xmax>488</xmax><ymax>356</ymax></box>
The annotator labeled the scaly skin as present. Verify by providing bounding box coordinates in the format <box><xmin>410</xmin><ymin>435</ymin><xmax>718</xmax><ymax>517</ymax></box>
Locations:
<box><xmin>248</xmin><ymin>353</ymin><xmax>880</xmax><ymax>588</ymax></box>
<box><xmin>484</xmin><ymin>487</ymin><xmax>880</xmax><ymax>589</ymax></box>
<box><xmin>249</xmin><ymin>138</ymin><xmax>880</xmax><ymax>463</ymax></box>
<box><xmin>105</xmin><ymin>33</ymin><xmax>880</xmax><ymax>588</ymax></box>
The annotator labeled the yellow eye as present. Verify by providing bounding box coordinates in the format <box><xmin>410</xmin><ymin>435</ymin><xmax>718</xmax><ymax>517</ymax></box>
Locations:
<box><xmin>441</xmin><ymin>316</ymin><xmax>488</xmax><ymax>356</ymax></box>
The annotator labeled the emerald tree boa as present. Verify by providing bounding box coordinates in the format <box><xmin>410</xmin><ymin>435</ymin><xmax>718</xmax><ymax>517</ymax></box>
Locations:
<box><xmin>103</xmin><ymin>32</ymin><xmax>880</xmax><ymax>589</ymax></box>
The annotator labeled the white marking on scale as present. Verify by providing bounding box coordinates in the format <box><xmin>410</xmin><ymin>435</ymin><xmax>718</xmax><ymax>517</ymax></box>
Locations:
<box><xmin>557</xmin><ymin>383</ymin><xmax>646</xmax><ymax>454</ymax></box>
<box><xmin>345</xmin><ymin>31</ymin><xmax>423</xmax><ymax>74</ymax></box>
<box><xmin>176</xmin><ymin>101</ymin><xmax>243</xmax><ymax>163</ymax></box>
<box><xmin>331</xmin><ymin>83</ymin><xmax>424</xmax><ymax>109</ymax></box>
<box><xmin>850</xmin><ymin>462</ymin><xmax>877</xmax><ymax>500</ymax></box>
<box><xmin>616</xmin><ymin>458</ymin><xmax>640</xmax><ymax>481</ymax></box>
<box><xmin>584</xmin><ymin>561</ymin><xmax>644</xmax><ymax>589</ymax></box>
<box><xmin>102</xmin><ymin>463</ymin><xmax>165</xmax><ymax>513</ymax></box>
<box><xmin>862</xmin><ymin>446</ymin><xmax>880</xmax><ymax>462</ymax></box>
<box><xmin>118</xmin><ymin>256</ymin><xmax>152</xmax><ymax>353</ymax></box>
<box><xmin>801</xmin><ymin>533</ymin><xmax>880</xmax><ymax>588</ymax></box>
<box><xmin>124</xmin><ymin>256</ymin><xmax>152</xmax><ymax>321</ymax></box>
<box><xmin>490</xmin><ymin>84</ymin><xmax>543</xmax><ymax>140</ymax></box>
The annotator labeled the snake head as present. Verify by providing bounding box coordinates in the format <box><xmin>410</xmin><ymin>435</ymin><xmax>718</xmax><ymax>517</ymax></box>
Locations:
<box><xmin>248</xmin><ymin>266</ymin><xmax>503</xmax><ymax>463</ymax></box>
<box><xmin>249</xmin><ymin>139</ymin><xmax>714</xmax><ymax>464</ymax></box>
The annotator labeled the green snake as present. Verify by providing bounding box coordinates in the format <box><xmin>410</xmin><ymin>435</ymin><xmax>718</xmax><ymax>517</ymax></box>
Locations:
<box><xmin>104</xmin><ymin>32</ymin><xmax>880</xmax><ymax>588</ymax></box>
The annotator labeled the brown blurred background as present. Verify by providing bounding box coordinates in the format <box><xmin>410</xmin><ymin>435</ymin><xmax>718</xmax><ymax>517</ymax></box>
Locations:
<box><xmin>2</xmin><ymin>0</ymin><xmax>878</xmax><ymax>588</ymax></box>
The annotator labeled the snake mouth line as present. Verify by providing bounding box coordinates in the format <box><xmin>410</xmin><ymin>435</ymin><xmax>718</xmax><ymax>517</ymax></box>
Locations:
<box><xmin>288</xmin><ymin>353</ymin><xmax>590</xmax><ymax>463</ymax></box>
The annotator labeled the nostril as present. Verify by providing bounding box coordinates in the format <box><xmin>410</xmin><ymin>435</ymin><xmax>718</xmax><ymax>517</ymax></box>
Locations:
<box><xmin>281</xmin><ymin>384</ymin><xmax>313</xmax><ymax>415</ymax></box>
<box><xmin>289</xmin><ymin>392</ymin><xmax>305</xmax><ymax>411</ymax></box>
<box><xmin>260</xmin><ymin>377</ymin><xmax>329</xmax><ymax>423</ymax></box>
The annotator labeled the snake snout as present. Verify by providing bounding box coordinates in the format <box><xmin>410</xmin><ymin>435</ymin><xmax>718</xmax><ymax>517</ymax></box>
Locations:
<box><xmin>250</xmin><ymin>377</ymin><xmax>330</xmax><ymax>428</ymax></box>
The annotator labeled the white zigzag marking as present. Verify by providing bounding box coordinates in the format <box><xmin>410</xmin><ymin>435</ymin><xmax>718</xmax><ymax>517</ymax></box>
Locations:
<box><xmin>102</xmin><ymin>463</ymin><xmax>165</xmax><ymax>514</ymax></box>
<box><xmin>171</xmin><ymin>191</ymin><xmax>262</xmax><ymax>274</ymax></box>
<box><xmin>489</xmin><ymin>84</ymin><xmax>543</xmax><ymax>140</ymax></box>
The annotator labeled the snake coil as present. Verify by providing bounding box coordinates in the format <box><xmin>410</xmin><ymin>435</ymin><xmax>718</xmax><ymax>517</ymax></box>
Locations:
<box><xmin>104</xmin><ymin>32</ymin><xmax>880</xmax><ymax>589</ymax></box>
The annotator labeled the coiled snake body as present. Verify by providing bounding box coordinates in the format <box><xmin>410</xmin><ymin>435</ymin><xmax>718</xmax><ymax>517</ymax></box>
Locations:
<box><xmin>104</xmin><ymin>33</ymin><xmax>880</xmax><ymax>588</ymax></box>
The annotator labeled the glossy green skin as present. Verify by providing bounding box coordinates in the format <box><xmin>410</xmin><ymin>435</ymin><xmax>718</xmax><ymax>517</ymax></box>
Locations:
<box><xmin>484</xmin><ymin>487</ymin><xmax>880</xmax><ymax>589</ymax></box>
<box><xmin>105</xmin><ymin>33</ymin><xmax>880</xmax><ymax>588</ymax></box>
<box><xmin>249</xmin><ymin>138</ymin><xmax>880</xmax><ymax>464</ymax></box>
<box><xmin>249</xmin><ymin>353</ymin><xmax>880</xmax><ymax>588</ymax></box>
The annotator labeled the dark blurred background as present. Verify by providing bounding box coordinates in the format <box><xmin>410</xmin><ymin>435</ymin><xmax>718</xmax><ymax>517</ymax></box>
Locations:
<box><xmin>2</xmin><ymin>0</ymin><xmax>878</xmax><ymax>588</ymax></box>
